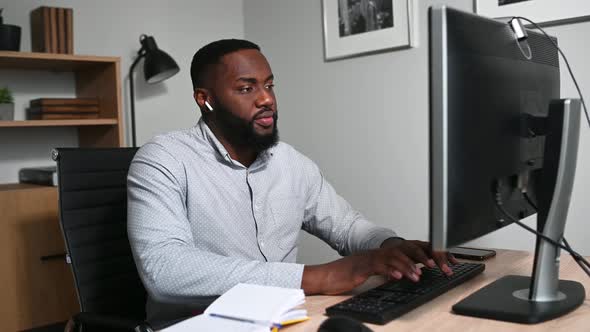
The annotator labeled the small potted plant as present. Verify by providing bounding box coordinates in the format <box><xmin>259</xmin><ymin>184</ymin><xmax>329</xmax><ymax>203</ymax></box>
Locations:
<box><xmin>0</xmin><ymin>87</ymin><xmax>15</xmax><ymax>120</ymax></box>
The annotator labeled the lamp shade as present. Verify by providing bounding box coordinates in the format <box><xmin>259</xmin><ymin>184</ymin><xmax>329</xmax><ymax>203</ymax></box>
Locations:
<box><xmin>140</xmin><ymin>35</ymin><xmax>179</xmax><ymax>84</ymax></box>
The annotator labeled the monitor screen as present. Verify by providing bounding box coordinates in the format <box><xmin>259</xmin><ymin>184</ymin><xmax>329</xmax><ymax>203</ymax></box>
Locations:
<box><xmin>427</xmin><ymin>6</ymin><xmax>585</xmax><ymax>324</ymax></box>
<box><xmin>428</xmin><ymin>6</ymin><xmax>560</xmax><ymax>250</ymax></box>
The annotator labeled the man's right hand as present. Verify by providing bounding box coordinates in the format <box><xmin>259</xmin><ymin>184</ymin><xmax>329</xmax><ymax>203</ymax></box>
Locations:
<box><xmin>301</xmin><ymin>240</ymin><xmax>456</xmax><ymax>295</ymax></box>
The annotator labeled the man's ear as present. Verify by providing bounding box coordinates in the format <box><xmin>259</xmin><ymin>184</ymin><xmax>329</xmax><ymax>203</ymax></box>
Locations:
<box><xmin>194</xmin><ymin>88</ymin><xmax>210</xmax><ymax>112</ymax></box>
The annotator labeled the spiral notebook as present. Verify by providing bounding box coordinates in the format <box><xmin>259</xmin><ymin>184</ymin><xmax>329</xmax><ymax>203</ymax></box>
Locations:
<box><xmin>161</xmin><ymin>283</ymin><xmax>309</xmax><ymax>331</ymax></box>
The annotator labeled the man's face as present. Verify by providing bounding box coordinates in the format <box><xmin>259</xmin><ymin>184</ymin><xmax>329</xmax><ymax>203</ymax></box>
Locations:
<box><xmin>210</xmin><ymin>49</ymin><xmax>278</xmax><ymax>152</ymax></box>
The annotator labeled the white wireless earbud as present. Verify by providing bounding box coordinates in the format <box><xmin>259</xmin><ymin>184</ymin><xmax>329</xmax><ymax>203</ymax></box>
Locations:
<box><xmin>205</xmin><ymin>101</ymin><xmax>214</xmax><ymax>112</ymax></box>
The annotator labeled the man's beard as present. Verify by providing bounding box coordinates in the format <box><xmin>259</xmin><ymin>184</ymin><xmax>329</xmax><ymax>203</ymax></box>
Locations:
<box><xmin>213</xmin><ymin>104</ymin><xmax>279</xmax><ymax>153</ymax></box>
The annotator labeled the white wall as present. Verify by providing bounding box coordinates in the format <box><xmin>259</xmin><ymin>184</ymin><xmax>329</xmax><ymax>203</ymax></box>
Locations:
<box><xmin>0</xmin><ymin>0</ymin><xmax>244</xmax><ymax>183</ymax></box>
<box><xmin>243</xmin><ymin>0</ymin><xmax>590</xmax><ymax>262</ymax></box>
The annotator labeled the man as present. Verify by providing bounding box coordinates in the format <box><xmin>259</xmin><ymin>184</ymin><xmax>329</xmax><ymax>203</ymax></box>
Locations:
<box><xmin>127</xmin><ymin>39</ymin><xmax>456</xmax><ymax>321</ymax></box>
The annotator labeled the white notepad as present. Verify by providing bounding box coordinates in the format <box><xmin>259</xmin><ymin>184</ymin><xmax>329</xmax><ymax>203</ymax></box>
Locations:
<box><xmin>160</xmin><ymin>314</ymin><xmax>268</xmax><ymax>332</ymax></box>
<box><xmin>161</xmin><ymin>283</ymin><xmax>309</xmax><ymax>331</ymax></box>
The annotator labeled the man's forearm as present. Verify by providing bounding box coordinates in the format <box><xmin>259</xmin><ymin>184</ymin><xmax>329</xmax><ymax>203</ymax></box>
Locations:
<box><xmin>301</xmin><ymin>264</ymin><xmax>326</xmax><ymax>295</ymax></box>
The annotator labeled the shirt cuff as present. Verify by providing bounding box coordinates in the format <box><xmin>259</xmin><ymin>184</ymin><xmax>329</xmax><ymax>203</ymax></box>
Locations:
<box><xmin>365</xmin><ymin>228</ymin><xmax>400</xmax><ymax>250</ymax></box>
<box><xmin>266</xmin><ymin>262</ymin><xmax>305</xmax><ymax>290</ymax></box>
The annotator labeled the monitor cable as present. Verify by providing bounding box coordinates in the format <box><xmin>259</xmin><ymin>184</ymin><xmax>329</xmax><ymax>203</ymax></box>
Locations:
<box><xmin>493</xmin><ymin>185</ymin><xmax>590</xmax><ymax>277</ymax></box>
<box><xmin>521</xmin><ymin>192</ymin><xmax>590</xmax><ymax>277</ymax></box>
<box><xmin>510</xmin><ymin>16</ymin><xmax>590</xmax><ymax>130</ymax></box>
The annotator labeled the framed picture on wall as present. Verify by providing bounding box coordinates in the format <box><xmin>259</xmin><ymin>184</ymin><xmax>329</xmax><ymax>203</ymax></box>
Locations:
<box><xmin>475</xmin><ymin>0</ymin><xmax>590</xmax><ymax>26</ymax></box>
<box><xmin>322</xmin><ymin>0</ymin><xmax>418</xmax><ymax>61</ymax></box>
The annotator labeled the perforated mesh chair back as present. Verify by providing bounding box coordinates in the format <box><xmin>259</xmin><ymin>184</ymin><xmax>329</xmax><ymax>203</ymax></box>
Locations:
<box><xmin>54</xmin><ymin>147</ymin><xmax>145</xmax><ymax>320</ymax></box>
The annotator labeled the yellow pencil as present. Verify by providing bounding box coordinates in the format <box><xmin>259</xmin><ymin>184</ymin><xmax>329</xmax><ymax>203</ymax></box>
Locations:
<box><xmin>279</xmin><ymin>316</ymin><xmax>310</xmax><ymax>327</ymax></box>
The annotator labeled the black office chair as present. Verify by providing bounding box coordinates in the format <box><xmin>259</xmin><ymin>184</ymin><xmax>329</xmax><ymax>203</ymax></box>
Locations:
<box><xmin>53</xmin><ymin>147</ymin><xmax>151</xmax><ymax>332</ymax></box>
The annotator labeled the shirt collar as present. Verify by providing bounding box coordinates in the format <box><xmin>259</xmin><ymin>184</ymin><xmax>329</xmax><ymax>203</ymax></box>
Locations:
<box><xmin>196</xmin><ymin>118</ymin><xmax>275</xmax><ymax>168</ymax></box>
<box><xmin>197</xmin><ymin>118</ymin><xmax>233</xmax><ymax>164</ymax></box>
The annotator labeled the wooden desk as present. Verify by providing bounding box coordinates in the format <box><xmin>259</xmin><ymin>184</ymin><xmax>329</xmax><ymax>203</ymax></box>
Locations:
<box><xmin>0</xmin><ymin>185</ymin><xmax>78</xmax><ymax>331</ymax></box>
<box><xmin>286</xmin><ymin>250</ymin><xmax>590</xmax><ymax>332</ymax></box>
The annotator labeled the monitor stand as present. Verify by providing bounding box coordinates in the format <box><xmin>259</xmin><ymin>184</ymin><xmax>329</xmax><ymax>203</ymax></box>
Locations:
<box><xmin>452</xmin><ymin>99</ymin><xmax>586</xmax><ymax>324</ymax></box>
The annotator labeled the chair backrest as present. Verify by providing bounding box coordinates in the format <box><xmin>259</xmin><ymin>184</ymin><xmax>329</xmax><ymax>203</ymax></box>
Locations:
<box><xmin>54</xmin><ymin>147</ymin><xmax>145</xmax><ymax>319</ymax></box>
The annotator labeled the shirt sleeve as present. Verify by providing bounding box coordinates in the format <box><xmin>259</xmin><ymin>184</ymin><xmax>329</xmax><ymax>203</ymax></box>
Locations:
<box><xmin>301</xmin><ymin>160</ymin><xmax>398</xmax><ymax>256</ymax></box>
<box><xmin>127</xmin><ymin>143</ymin><xmax>303</xmax><ymax>302</ymax></box>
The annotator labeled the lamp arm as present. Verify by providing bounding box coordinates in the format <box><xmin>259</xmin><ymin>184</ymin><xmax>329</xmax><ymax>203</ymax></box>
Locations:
<box><xmin>128</xmin><ymin>52</ymin><xmax>145</xmax><ymax>147</ymax></box>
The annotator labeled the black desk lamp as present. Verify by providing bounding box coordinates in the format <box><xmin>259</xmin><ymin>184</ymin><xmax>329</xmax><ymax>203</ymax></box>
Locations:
<box><xmin>129</xmin><ymin>34</ymin><xmax>179</xmax><ymax>147</ymax></box>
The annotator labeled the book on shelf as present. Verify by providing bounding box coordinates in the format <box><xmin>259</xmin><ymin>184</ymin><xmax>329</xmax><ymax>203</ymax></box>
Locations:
<box><xmin>49</xmin><ymin>7</ymin><xmax>57</xmax><ymax>53</ymax></box>
<box><xmin>30</xmin><ymin>98</ymin><xmax>99</xmax><ymax>107</ymax></box>
<box><xmin>29</xmin><ymin>105</ymin><xmax>100</xmax><ymax>113</ymax></box>
<box><xmin>65</xmin><ymin>8</ymin><xmax>73</xmax><ymax>54</ymax></box>
<box><xmin>30</xmin><ymin>7</ymin><xmax>51</xmax><ymax>52</ymax></box>
<box><xmin>30</xmin><ymin>6</ymin><xmax>74</xmax><ymax>54</ymax></box>
<box><xmin>27</xmin><ymin>98</ymin><xmax>100</xmax><ymax>120</ymax></box>
<box><xmin>19</xmin><ymin>166</ymin><xmax>58</xmax><ymax>186</ymax></box>
<box><xmin>161</xmin><ymin>283</ymin><xmax>309</xmax><ymax>332</ymax></box>
<box><xmin>27</xmin><ymin>112</ymin><xmax>99</xmax><ymax>120</ymax></box>
<box><xmin>57</xmin><ymin>8</ymin><xmax>66</xmax><ymax>54</ymax></box>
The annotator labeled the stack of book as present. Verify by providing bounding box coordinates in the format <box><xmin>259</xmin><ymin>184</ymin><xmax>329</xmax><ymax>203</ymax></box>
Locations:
<box><xmin>30</xmin><ymin>6</ymin><xmax>73</xmax><ymax>54</ymax></box>
<box><xmin>27</xmin><ymin>98</ymin><xmax>100</xmax><ymax>120</ymax></box>
<box><xmin>19</xmin><ymin>166</ymin><xmax>58</xmax><ymax>187</ymax></box>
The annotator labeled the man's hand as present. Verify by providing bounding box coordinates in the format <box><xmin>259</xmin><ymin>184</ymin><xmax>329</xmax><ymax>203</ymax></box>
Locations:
<box><xmin>301</xmin><ymin>239</ymin><xmax>458</xmax><ymax>295</ymax></box>
<box><xmin>380</xmin><ymin>238</ymin><xmax>458</xmax><ymax>277</ymax></box>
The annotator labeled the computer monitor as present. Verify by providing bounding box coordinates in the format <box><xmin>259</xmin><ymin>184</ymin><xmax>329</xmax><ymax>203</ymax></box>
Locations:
<box><xmin>428</xmin><ymin>5</ymin><xmax>584</xmax><ymax>323</ymax></box>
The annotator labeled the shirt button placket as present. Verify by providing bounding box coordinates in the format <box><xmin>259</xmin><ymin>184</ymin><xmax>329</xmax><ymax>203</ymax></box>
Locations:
<box><xmin>247</xmin><ymin>170</ymin><xmax>267</xmax><ymax>258</ymax></box>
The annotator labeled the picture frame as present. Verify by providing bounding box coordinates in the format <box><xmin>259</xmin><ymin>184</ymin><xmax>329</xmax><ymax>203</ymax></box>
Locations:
<box><xmin>475</xmin><ymin>0</ymin><xmax>590</xmax><ymax>27</ymax></box>
<box><xmin>322</xmin><ymin>0</ymin><xmax>418</xmax><ymax>61</ymax></box>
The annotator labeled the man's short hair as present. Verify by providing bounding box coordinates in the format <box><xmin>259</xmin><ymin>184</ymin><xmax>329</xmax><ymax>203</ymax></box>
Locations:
<box><xmin>190</xmin><ymin>39</ymin><xmax>261</xmax><ymax>89</ymax></box>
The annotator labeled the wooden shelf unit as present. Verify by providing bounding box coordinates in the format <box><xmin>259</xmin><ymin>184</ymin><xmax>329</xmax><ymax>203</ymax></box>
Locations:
<box><xmin>0</xmin><ymin>118</ymin><xmax>118</xmax><ymax>127</ymax></box>
<box><xmin>0</xmin><ymin>51</ymin><xmax>124</xmax><ymax>147</ymax></box>
<box><xmin>0</xmin><ymin>51</ymin><xmax>125</xmax><ymax>331</ymax></box>
<box><xmin>0</xmin><ymin>51</ymin><xmax>120</xmax><ymax>72</ymax></box>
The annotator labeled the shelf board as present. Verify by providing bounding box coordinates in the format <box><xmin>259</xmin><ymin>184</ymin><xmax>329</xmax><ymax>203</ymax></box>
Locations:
<box><xmin>0</xmin><ymin>119</ymin><xmax>118</xmax><ymax>127</ymax></box>
<box><xmin>0</xmin><ymin>51</ymin><xmax>119</xmax><ymax>71</ymax></box>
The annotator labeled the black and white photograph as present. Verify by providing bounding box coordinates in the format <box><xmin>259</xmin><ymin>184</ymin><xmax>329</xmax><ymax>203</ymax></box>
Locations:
<box><xmin>323</xmin><ymin>0</ymin><xmax>417</xmax><ymax>60</ymax></box>
<box><xmin>338</xmin><ymin>0</ymin><xmax>394</xmax><ymax>37</ymax></box>
<box><xmin>498</xmin><ymin>0</ymin><xmax>532</xmax><ymax>6</ymax></box>
<box><xmin>476</xmin><ymin>0</ymin><xmax>590</xmax><ymax>27</ymax></box>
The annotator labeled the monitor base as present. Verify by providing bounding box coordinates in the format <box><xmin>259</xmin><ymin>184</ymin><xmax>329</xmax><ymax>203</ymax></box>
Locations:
<box><xmin>452</xmin><ymin>275</ymin><xmax>585</xmax><ymax>324</ymax></box>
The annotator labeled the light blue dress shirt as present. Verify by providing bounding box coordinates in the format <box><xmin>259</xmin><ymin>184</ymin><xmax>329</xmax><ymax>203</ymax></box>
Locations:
<box><xmin>127</xmin><ymin>118</ymin><xmax>398</xmax><ymax>319</ymax></box>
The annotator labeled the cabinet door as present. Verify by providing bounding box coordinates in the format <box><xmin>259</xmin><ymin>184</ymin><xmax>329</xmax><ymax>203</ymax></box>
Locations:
<box><xmin>0</xmin><ymin>186</ymin><xmax>79</xmax><ymax>331</ymax></box>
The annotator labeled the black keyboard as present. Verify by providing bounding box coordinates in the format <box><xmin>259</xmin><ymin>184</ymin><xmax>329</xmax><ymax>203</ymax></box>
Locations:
<box><xmin>325</xmin><ymin>262</ymin><xmax>485</xmax><ymax>325</ymax></box>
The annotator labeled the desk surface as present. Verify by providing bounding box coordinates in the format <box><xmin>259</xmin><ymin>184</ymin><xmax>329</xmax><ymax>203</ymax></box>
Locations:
<box><xmin>285</xmin><ymin>249</ymin><xmax>590</xmax><ymax>332</ymax></box>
